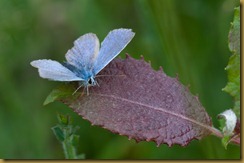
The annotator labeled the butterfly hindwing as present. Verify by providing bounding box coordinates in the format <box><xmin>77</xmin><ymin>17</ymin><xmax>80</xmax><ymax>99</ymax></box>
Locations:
<box><xmin>65</xmin><ymin>33</ymin><xmax>100</xmax><ymax>72</ymax></box>
<box><xmin>30</xmin><ymin>59</ymin><xmax>83</xmax><ymax>81</ymax></box>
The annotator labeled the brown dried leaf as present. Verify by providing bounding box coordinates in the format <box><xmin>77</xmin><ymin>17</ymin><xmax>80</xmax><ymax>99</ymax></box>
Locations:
<box><xmin>61</xmin><ymin>54</ymin><xmax>212</xmax><ymax>147</ymax></box>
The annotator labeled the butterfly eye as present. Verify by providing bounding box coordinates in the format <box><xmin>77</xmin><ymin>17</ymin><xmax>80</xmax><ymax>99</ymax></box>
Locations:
<box><xmin>88</xmin><ymin>78</ymin><xmax>92</xmax><ymax>85</ymax></box>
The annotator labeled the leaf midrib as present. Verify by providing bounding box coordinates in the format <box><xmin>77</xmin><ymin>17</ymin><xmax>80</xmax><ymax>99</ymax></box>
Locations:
<box><xmin>94</xmin><ymin>93</ymin><xmax>213</xmax><ymax>133</ymax></box>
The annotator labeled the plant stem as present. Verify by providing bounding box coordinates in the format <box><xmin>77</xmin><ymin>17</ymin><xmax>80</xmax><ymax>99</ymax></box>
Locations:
<box><xmin>210</xmin><ymin>127</ymin><xmax>240</xmax><ymax>145</ymax></box>
<box><xmin>62</xmin><ymin>140</ymin><xmax>77</xmax><ymax>159</ymax></box>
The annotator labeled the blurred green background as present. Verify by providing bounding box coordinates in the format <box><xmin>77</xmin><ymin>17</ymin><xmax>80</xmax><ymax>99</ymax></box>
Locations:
<box><xmin>0</xmin><ymin>0</ymin><xmax>240</xmax><ymax>159</ymax></box>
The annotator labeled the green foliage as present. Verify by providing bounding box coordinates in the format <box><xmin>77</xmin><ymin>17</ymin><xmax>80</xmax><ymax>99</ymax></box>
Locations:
<box><xmin>222</xmin><ymin>7</ymin><xmax>240</xmax><ymax>117</ymax></box>
<box><xmin>52</xmin><ymin>114</ymin><xmax>85</xmax><ymax>159</ymax></box>
<box><xmin>219</xmin><ymin>6</ymin><xmax>240</xmax><ymax>149</ymax></box>
<box><xmin>228</xmin><ymin>7</ymin><xmax>240</xmax><ymax>54</ymax></box>
<box><xmin>44</xmin><ymin>83</ymin><xmax>77</xmax><ymax>105</ymax></box>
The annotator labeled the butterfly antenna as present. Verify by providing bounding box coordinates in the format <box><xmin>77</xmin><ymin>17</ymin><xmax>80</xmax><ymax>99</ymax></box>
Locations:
<box><xmin>95</xmin><ymin>74</ymin><xmax>125</xmax><ymax>87</ymax></box>
<box><xmin>96</xmin><ymin>74</ymin><xmax>125</xmax><ymax>78</ymax></box>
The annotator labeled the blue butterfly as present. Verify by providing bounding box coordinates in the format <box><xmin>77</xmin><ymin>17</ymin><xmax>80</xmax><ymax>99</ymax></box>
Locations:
<box><xmin>30</xmin><ymin>28</ymin><xmax>135</xmax><ymax>93</ymax></box>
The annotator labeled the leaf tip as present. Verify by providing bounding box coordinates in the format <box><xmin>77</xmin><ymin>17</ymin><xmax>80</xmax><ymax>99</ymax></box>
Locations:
<box><xmin>140</xmin><ymin>55</ymin><xmax>144</xmax><ymax>60</ymax></box>
<box><xmin>194</xmin><ymin>94</ymin><xmax>200</xmax><ymax>101</ymax></box>
<box><xmin>175</xmin><ymin>73</ymin><xmax>179</xmax><ymax>80</ymax></box>
<box><xmin>158</xmin><ymin>66</ymin><xmax>164</xmax><ymax>73</ymax></box>
<box><xmin>147</xmin><ymin>60</ymin><xmax>151</xmax><ymax>66</ymax></box>
<box><xmin>156</xmin><ymin>143</ymin><xmax>160</xmax><ymax>147</ymax></box>
<box><xmin>128</xmin><ymin>136</ymin><xmax>132</xmax><ymax>140</ymax></box>
<box><xmin>125</xmin><ymin>53</ymin><xmax>131</xmax><ymax>58</ymax></box>
<box><xmin>186</xmin><ymin>84</ymin><xmax>191</xmax><ymax>92</ymax></box>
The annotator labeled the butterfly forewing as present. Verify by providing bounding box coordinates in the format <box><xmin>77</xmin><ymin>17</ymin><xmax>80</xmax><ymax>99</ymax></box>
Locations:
<box><xmin>92</xmin><ymin>28</ymin><xmax>135</xmax><ymax>75</ymax></box>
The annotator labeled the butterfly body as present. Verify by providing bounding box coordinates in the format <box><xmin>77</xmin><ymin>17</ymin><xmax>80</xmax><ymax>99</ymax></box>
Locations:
<box><xmin>31</xmin><ymin>28</ymin><xmax>135</xmax><ymax>92</ymax></box>
<box><xmin>62</xmin><ymin>62</ymin><xmax>96</xmax><ymax>86</ymax></box>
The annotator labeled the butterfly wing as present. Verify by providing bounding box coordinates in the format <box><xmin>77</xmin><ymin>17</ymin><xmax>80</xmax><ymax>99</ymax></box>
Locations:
<box><xmin>92</xmin><ymin>28</ymin><xmax>135</xmax><ymax>75</ymax></box>
<box><xmin>30</xmin><ymin>59</ymin><xmax>83</xmax><ymax>81</ymax></box>
<box><xmin>65</xmin><ymin>33</ymin><xmax>100</xmax><ymax>71</ymax></box>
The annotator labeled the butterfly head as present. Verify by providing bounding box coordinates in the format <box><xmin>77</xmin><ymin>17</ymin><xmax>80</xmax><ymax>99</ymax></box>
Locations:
<box><xmin>83</xmin><ymin>76</ymin><xmax>97</xmax><ymax>87</ymax></box>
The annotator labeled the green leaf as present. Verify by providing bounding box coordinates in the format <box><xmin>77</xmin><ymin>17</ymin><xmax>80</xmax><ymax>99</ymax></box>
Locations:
<box><xmin>228</xmin><ymin>7</ymin><xmax>240</xmax><ymax>55</ymax></box>
<box><xmin>222</xmin><ymin>6</ymin><xmax>240</xmax><ymax>117</ymax></box>
<box><xmin>52</xmin><ymin>126</ymin><xmax>65</xmax><ymax>142</ymax></box>
<box><xmin>222</xmin><ymin>54</ymin><xmax>240</xmax><ymax>99</ymax></box>
<box><xmin>57</xmin><ymin>114</ymin><xmax>71</xmax><ymax>125</ymax></box>
<box><xmin>221</xmin><ymin>136</ymin><xmax>231</xmax><ymax>149</ymax></box>
<box><xmin>43</xmin><ymin>83</ymin><xmax>79</xmax><ymax>105</ymax></box>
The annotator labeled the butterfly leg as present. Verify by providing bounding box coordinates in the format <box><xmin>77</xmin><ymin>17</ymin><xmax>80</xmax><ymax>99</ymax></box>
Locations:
<box><xmin>72</xmin><ymin>83</ymin><xmax>84</xmax><ymax>95</ymax></box>
<box><xmin>86</xmin><ymin>86</ymin><xmax>89</xmax><ymax>95</ymax></box>
<box><xmin>95</xmin><ymin>80</ymin><xmax>99</xmax><ymax>87</ymax></box>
